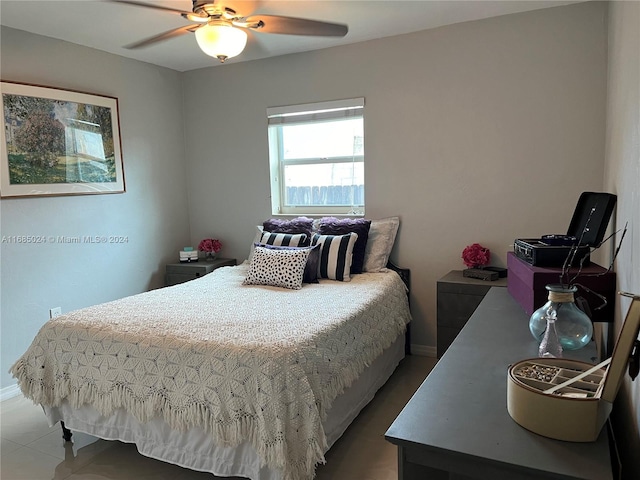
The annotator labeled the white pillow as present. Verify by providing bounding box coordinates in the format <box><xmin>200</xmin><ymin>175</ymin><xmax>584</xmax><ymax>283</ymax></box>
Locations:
<box><xmin>243</xmin><ymin>246</ymin><xmax>310</xmax><ymax>290</ymax></box>
<box><xmin>311</xmin><ymin>232</ymin><xmax>358</xmax><ymax>282</ymax></box>
<box><xmin>363</xmin><ymin>217</ymin><xmax>400</xmax><ymax>272</ymax></box>
<box><xmin>247</xmin><ymin>225</ymin><xmax>264</xmax><ymax>263</ymax></box>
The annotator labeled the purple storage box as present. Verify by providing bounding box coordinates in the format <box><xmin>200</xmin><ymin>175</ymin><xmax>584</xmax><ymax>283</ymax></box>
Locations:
<box><xmin>507</xmin><ymin>252</ymin><xmax>616</xmax><ymax>323</ymax></box>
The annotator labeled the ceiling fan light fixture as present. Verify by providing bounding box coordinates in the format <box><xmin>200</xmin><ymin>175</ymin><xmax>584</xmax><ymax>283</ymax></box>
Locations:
<box><xmin>195</xmin><ymin>23</ymin><xmax>247</xmax><ymax>63</ymax></box>
<box><xmin>183</xmin><ymin>12</ymin><xmax>209</xmax><ymax>23</ymax></box>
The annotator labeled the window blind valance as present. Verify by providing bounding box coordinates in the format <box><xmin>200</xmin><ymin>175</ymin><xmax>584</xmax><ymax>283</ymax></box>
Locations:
<box><xmin>267</xmin><ymin>98</ymin><xmax>364</xmax><ymax>126</ymax></box>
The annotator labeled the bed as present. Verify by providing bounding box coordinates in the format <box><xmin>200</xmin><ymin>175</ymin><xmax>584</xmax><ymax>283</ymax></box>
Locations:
<box><xmin>11</xmin><ymin>217</ymin><xmax>410</xmax><ymax>480</ymax></box>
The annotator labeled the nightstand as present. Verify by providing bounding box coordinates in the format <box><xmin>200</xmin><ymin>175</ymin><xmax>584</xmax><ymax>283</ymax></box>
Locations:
<box><xmin>437</xmin><ymin>270</ymin><xmax>507</xmax><ymax>357</ymax></box>
<box><xmin>165</xmin><ymin>258</ymin><xmax>237</xmax><ymax>286</ymax></box>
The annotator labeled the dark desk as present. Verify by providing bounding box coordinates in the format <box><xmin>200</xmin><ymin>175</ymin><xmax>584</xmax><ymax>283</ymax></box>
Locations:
<box><xmin>385</xmin><ymin>288</ymin><xmax>612</xmax><ymax>480</ymax></box>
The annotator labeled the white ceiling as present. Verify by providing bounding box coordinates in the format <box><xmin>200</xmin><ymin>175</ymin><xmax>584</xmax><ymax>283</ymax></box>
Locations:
<box><xmin>0</xmin><ymin>0</ymin><xmax>580</xmax><ymax>72</ymax></box>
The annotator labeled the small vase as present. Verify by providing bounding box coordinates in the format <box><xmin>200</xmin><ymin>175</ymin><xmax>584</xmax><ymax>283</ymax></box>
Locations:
<box><xmin>529</xmin><ymin>284</ymin><xmax>593</xmax><ymax>350</ymax></box>
<box><xmin>204</xmin><ymin>251</ymin><xmax>217</xmax><ymax>261</ymax></box>
<box><xmin>538</xmin><ymin>308</ymin><xmax>563</xmax><ymax>358</ymax></box>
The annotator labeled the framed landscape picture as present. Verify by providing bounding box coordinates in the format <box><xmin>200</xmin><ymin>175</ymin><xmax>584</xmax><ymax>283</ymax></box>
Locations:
<box><xmin>1</xmin><ymin>81</ymin><xmax>125</xmax><ymax>198</ymax></box>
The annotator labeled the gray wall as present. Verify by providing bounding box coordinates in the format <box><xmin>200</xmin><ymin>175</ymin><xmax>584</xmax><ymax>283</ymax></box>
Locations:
<box><xmin>0</xmin><ymin>27</ymin><xmax>191</xmax><ymax>389</ymax></box>
<box><xmin>604</xmin><ymin>2</ymin><xmax>640</xmax><ymax>478</ymax></box>
<box><xmin>182</xmin><ymin>2</ymin><xmax>608</xmax><ymax>354</ymax></box>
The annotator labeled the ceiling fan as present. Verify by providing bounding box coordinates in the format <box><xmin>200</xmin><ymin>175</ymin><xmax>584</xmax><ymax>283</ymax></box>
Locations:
<box><xmin>110</xmin><ymin>0</ymin><xmax>349</xmax><ymax>63</ymax></box>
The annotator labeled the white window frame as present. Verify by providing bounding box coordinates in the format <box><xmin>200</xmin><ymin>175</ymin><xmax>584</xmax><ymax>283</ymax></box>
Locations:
<box><xmin>267</xmin><ymin>98</ymin><xmax>365</xmax><ymax>216</ymax></box>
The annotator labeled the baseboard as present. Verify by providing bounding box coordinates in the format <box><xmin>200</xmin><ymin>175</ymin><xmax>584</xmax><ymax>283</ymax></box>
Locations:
<box><xmin>410</xmin><ymin>344</ymin><xmax>436</xmax><ymax>357</ymax></box>
<box><xmin>0</xmin><ymin>383</ymin><xmax>22</xmax><ymax>402</ymax></box>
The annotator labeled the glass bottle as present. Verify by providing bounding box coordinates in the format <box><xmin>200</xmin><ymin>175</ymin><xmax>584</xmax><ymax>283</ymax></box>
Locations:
<box><xmin>529</xmin><ymin>284</ymin><xmax>593</xmax><ymax>350</ymax></box>
<box><xmin>538</xmin><ymin>307</ymin><xmax>563</xmax><ymax>358</ymax></box>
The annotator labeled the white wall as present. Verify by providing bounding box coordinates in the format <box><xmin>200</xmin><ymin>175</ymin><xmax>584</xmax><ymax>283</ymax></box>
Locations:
<box><xmin>182</xmin><ymin>2</ymin><xmax>608</xmax><ymax>353</ymax></box>
<box><xmin>0</xmin><ymin>27</ymin><xmax>191</xmax><ymax>390</ymax></box>
<box><xmin>604</xmin><ymin>2</ymin><xmax>640</xmax><ymax>478</ymax></box>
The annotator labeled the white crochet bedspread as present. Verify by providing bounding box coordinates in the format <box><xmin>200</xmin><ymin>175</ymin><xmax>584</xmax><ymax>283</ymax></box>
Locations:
<box><xmin>11</xmin><ymin>264</ymin><xmax>410</xmax><ymax>480</ymax></box>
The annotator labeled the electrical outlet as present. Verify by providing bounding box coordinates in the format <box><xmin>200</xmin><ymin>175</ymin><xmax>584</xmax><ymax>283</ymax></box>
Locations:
<box><xmin>49</xmin><ymin>307</ymin><xmax>62</xmax><ymax>319</ymax></box>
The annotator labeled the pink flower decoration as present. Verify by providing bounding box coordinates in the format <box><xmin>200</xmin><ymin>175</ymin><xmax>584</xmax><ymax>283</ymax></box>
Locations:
<box><xmin>461</xmin><ymin>243</ymin><xmax>490</xmax><ymax>268</ymax></box>
<box><xmin>198</xmin><ymin>238</ymin><xmax>222</xmax><ymax>253</ymax></box>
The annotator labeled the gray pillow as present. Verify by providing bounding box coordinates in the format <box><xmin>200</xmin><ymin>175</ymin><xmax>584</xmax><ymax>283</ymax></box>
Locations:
<box><xmin>363</xmin><ymin>217</ymin><xmax>399</xmax><ymax>272</ymax></box>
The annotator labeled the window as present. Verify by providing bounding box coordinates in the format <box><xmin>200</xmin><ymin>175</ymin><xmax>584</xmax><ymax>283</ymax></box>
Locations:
<box><xmin>267</xmin><ymin>98</ymin><xmax>364</xmax><ymax>215</ymax></box>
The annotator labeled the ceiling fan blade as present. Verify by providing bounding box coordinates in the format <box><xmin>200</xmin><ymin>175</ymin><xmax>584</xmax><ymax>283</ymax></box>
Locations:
<box><xmin>109</xmin><ymin>0</ymin><xmax>200</xmax><ymax>17</ymax></box>
<box><xmin>242</xmin><ymin>15</ymin><xmax>348</xmax><ymax>37</ymax></box>
<box><xmin>124</xmin><ymin>24</ymin><xmax>199</xmax><ymax>49</ymax></box>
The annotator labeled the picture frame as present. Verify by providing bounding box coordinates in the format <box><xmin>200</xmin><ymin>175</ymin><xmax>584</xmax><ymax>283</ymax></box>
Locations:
<box><xmin>1</xmin><ymin>81</ymin><xmax>125</xmax><ymax>198</ymax></box>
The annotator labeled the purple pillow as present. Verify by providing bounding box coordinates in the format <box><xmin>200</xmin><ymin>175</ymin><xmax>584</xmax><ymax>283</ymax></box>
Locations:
<box><xmin>263</xmin><ymin>217</ymin><xmax>314</xmax><ymax>245</ymax></box>
<box><xmin>254</xmin><ymin>243</ymin><xmax>320</xmax><ymax>283</ymax></box>
<box><xmin>318</xmin><ymin>217</ymin><xmax>371</xmax><ymax>274</ymax></box>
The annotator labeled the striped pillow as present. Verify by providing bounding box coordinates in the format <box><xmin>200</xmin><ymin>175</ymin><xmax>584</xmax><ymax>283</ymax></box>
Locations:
<box><xmin>318</xmin><ymin>217</ymin><xmax>371</xmax><ymax>274</ymax></box>
<box><xmin>311</xmin><ymin>232</ymin><xmax>358</xmax><ymax>282</ymax></box>
<box><xmin>259</xmin><ymin>231</ymin><xmax>307</xmax><ymax>247</ymax></box>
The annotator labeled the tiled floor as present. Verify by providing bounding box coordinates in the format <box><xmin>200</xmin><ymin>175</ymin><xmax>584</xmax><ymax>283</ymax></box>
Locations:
<box><xmin>1</xmin><ymin>355</ymin><xmax>436</xmax><ymax>480</ymax></box>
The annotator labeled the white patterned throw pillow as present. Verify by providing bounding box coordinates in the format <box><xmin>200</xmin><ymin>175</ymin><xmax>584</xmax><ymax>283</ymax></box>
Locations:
<box><xmin>243</xmin><ymin>245</ymin><xmax>310</xmax><ymax>290</ymax></box>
